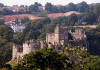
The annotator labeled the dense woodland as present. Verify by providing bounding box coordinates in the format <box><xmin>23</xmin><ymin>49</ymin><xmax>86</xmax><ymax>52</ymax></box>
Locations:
<box><xmin>0</xmin><ymin>1</ymin><xmax>100</xmax><ymax>70</ymax></box>
<box><xmin>0</xmin><ymin>1</ymin><xmax>100</xmax><ymax>15</ymax></box>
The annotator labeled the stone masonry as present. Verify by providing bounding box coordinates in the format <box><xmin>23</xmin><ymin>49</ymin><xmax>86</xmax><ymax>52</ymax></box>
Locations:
<box><xmin>12</xmin><ymin>25</ymin><xmax>87</xmax><ymax>61</ymax></box>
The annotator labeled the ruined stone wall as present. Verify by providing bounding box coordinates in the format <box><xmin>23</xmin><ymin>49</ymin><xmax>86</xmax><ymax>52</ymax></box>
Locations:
<box><xmin>12</xmin><ymin>25</ymin><xmax>87</xmax><ymax>62</ymax></box>
<box><xmin>23</xmin><ymin>42</ymin><xmax>33</xmax><ymax>55</ymax></box>
<box><xmin>12</xmin><ymin>44</ymin><xmax>18</xmax><ymax>60</ymax></box>
<box><xmin>40</xmin><ymin>40</ymin><xmax>47</xmax><ymax>48</ymax></box>
<box><xmin>59</xmin><ymin>28</ymin><xmax>68</xmax><ymax>44</ymax></box>
<box><xmin>12</xmin><ymin>40</ymin><xmax>42</xmax><ymax>61</ymax></box>
<box><xmin>46</xmin><ymin>33</ymin><xmax>55</xmax><ymax>44</ymax></box>
<box><xmin>46</xmin><ymin>25</ymin><xmax>68</xmax><ymax>45</ymax></box>
<box><xmin>23</xmin><ymin>40</ymin><xmax>42</xmax><ymax>55</ymax></box>
<box><xmin>12</xmin><ymin>44</ymin><xmax>23</xmax><ymax>61</ymax></box>
<box><xmin>16</xmin><ymin>52</ymin><xmax>23</xmax><ymax>62</ymax></box>
<box><xmin>70</xmin><ymin>29</ymin><xmax>86</xmax><ymax>41</ymax></box>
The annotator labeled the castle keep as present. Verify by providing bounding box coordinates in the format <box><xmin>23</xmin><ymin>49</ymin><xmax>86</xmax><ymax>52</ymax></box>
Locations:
<box><xmin>12</xmin><ymin>25</ymin><xmax>87</xmax><ymax>61</ymax></box>
<box><xmin>46</xmin><ymin>25</ymin><xmax>68</xmax><ymax>46</ymax></box>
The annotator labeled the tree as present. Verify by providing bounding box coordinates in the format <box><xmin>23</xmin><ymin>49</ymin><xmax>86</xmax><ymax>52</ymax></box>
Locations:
<box><xmin>86</xmin><ymin>26</ymin><xmax>100</xmax><ymax>55</ymax></box>
<box><xmin>93</xmin><ymin>5</ymin><xmax>100</xmax><ymax>17</ymax></box>
<box><xmin>0</xmin><ymin>25</ymin><xmax>13</xmax><ymax>67</ymax></box>
<box><xmin>21</xmin><ymin>17</ymin><xmax>30</xmax><ymax>23</ymax></box>
<box><xmin>45</xmin><ymin>3</ymin><xmax>58</xmax><ymax>13</ymax></box>
<box><xmin>67</xmin><ymin>14</ymin><xmax>78</xmax><ymax>25</ymax></box>
<box><xmin>67</xmin><ymin>3</ymin><xmax>77</xmax><ymax>11</ymax></box>
<box><xmin>77</xmin><ymin>1</ymin><xmax>89</xmax><ymax>12</ymax></box>
<box><xmin>29</xmin><ymin>2</ymin><xmax>42</xmax><ymax>13</ymax></box>
<box><xmin>1</xmin><ymin>8</ymin><xmax>14</xmax><ymax>15</ymax></box>
<box><xmin>35</xmin><ymin>11</ymin><xmax>48</xmax><ymax>17</ymax></box>
<box><xmin>13</xmin><ymin>47</ymin><xmax>68</xmax><ymax>70</ymax></box>
<box><xmin>0</xmin><ymin>3</ymin><xmax>4</xmax><ymax>7</ymax></box>
<box><xmin>80</xmin><ymin>10</ymin><xmax>97</xmax><ymax>25</ymax></box>
<box><xmin>51</xmin><ymin>16</ymin><xmax>68</xmax><ymax>26</ymax></box>
<box><xmin>13</xmin><ymin>33</ymin><xmax>23</xmax><ymax>45</ymax></box>
<box><xmin>0</xmin><ymin>25</ymin><xmax>13</xmax><ymax>42</ymax></box>
<box><xmin>57</xmin><ymin>6</ymin><xmax>68</xmax><ymax>13</ymax></box>
<box><xmin>0</xmin><ymin>18</ymin><xmax>4</xmax><ymax>25</ymax></box>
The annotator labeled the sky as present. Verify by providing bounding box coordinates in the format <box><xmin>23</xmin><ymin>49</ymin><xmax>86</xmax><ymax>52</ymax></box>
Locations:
<box><xmin>0</xmin><ymin>0</ymin><xmax>100</xmax><ymax>6</ymax></box>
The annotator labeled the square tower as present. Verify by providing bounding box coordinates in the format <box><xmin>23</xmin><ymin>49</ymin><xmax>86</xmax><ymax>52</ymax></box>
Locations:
<box><xmin>46</xmin><ymin>24</ymin><xmax>68</xmax><ymax>45</ymax></box>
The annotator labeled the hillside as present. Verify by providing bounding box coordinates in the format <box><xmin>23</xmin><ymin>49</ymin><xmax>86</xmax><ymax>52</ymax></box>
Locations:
<box><xmin>48</xmin><ymin>11</ymin><xmax>81</xmax><ymax>18</ymax></box>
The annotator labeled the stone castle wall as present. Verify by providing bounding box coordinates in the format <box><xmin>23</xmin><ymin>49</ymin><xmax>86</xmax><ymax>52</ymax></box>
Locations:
<box><xmin>69</xmin><ymin>29</ymin><xmax>86</xmax><ymax>41</ymax></box>
<box><xmin>46</xmin><ymin>25</ymin><xmax>68</xmax><ymax>45</ymax></box>
<box><xmin>12</xmin><ymin>44</ymin><xmax>23</xmax><ymax>61</ymax></box>
<box><xmin>12</xmin><ymin>25</ymin><xmax>87</xmax><ymax>61</ymax></box>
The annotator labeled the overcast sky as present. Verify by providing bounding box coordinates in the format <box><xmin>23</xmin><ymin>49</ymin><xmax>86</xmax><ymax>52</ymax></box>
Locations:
<box><xmin>0</xmin><ymin>0</ymin><xmax>100</xmax><ymax>6</ymax></box>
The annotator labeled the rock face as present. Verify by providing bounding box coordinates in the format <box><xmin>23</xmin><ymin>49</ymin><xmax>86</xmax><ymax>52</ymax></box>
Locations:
<box><xmin>12</xmin><ymin>25</ymin><xmax>87</xmax><ymax>61</ymax></box>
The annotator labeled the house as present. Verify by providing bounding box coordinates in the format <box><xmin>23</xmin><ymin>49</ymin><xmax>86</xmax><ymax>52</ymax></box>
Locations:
<box><xmin>9</xmin><ymin>23</ymin><xmax>25</xmax><ymax>33</ymax></box>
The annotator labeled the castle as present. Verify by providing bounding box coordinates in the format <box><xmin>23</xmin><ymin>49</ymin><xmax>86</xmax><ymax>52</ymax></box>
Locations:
<box><xmin>12</xmin><ymin>25</ymin><xmax>87</xmax><ymax>61</ymax></box>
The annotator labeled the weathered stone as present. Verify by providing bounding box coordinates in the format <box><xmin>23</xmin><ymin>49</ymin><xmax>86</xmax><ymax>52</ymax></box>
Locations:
<box><xmin>12</xmin><ymin>25</ymin><xmax>87</xmax><ymax>62</ymax></box>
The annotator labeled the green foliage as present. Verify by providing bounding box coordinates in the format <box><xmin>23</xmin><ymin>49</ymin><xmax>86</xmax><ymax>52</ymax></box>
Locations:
<box><xmin>13</xmin><ymin>18</ymin><xmax>55</xmax><ymax>44</ymax></box>
<box><xmin>21</xmin><ymin>17</ymin><xmax>30</xmax><ymax>24</ymax></box>
<box><xmin>13</xmin><ymin>33</ymin><xmax>23</xmax><ymax>45</ymax></box>
<box><xmin>35</xmin><ymin>11</ymin><xmax>48</xmax><ymax>17</ymax></box>
<box><xmin>1</xmin><ymin>1</ymin><xmax>100</xmax><ymax>70</ymax></box>
<box><xmin>0</xmin><ymin>42</ymin><xmax>12</xmax><ymax>67</ymax></box>
<box><xmin>0</xmin><ymin>3</ymin><xmax>4</xmax><ymax>7</ymax></box>
<box><xmin>29</xmin><ymin>2</ymin><xmax>42</xmax><ymax>13</ymax></box>
<box><xmin>0</xmin><ymin>18</ymin><xmax>4</xmax><ymax>25</ymax></box>
<box><xmin>67</xmin><ymin>3</ymin><xmax>78</xmax><ymax>11</ymax></box>
<box><xmin>0</xmin><ymin>25</ymin><xmax>13</xmax><ymax>45</ymax></box>
<box><xmin>80</xmin><ymin>11</ymin><xmax>97</xmax><ymax>25</ymax></box>
<box><xmin>67</xmin><ymin>14</ymin><xmax>78</xmax><ymax>26</ymax></box>
<box><xmin>45</xmin><ymin>3</ymin><xmax>58</xmax><ymax>13</ymax></box>
<box><xmin>13</xmin><ymin>47</ymin><xmax>68</xmax><ymax>70</ymax></box>
<box><xmin>0</xmin><ymin>8</ymin><xmax>14</xmax><ymax>15</ymax></box>
<box><xmin>12</xmin><ymin>45</ymin><xmax>100</xmax><ymax>70</ymax></box>
<box><xmin>13</xmin><ymin>64</ymin><xmax>26</xmax><ymax>70</ymax></box>
<box><xmin>45</xmin><ymin>1</ymin><xmax>89</xmax><ymax>13</ymax></box>
<box><xmin>77</xmin><ymin>1</ymin><xmax>89</xmax><ymax>12</ymax></box>
<box><xmin>0</xmin><ymin>25</ymin><xmax>13</xmax><ymax>67</ymax></box>
<box><xmin>86</xmin><ymin>26</ymin><xmax>100</xmax><ymax>55</ymax></box>
<box><xmin>61</xmin><ymin>45</ymin><xmax>100</xmax><ymax>70</ymax></box>
<box><xmin>51</xmin><ymin>14</ymin><xmax>78</xmax><ymax>26</ymax></box>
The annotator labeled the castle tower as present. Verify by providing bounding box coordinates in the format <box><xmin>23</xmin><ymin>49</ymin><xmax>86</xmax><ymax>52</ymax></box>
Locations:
<box><xmin>12</xmin><ymin>44</ymin><xmax>18</xmax><ymax>60</ymax></box>
<box><xmin>40</xmin><ymin>41</ymin><xmax>46</xmax><ymax>48</ymax></box>
<box><xmin>54</xmin><ymin>24</ymin><xmax>68</xmax><ymax>44</ymax></box>
<box><xmin>23</xmin><ymin>40</ymin><xmax>33</xmax><ymax>55</ymax></box>
<box><xmin>54</xmin><ymin>24</ymin><xmax>60</xmax><ymax>43</ymax></box>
